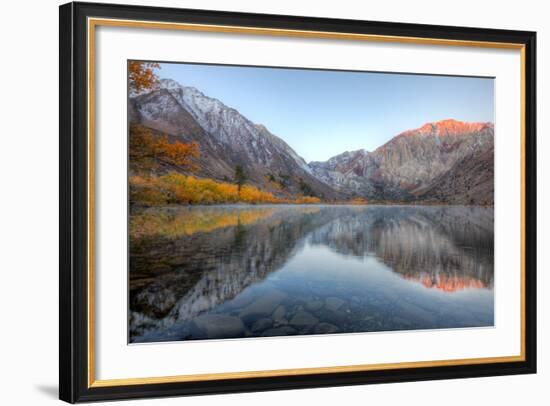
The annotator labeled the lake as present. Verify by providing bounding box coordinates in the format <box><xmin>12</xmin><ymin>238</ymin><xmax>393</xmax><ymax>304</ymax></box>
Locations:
<box><xmin>129</xmin><ymin>205</ymin><xmax>494</xmax><ymax>343</ymax></box>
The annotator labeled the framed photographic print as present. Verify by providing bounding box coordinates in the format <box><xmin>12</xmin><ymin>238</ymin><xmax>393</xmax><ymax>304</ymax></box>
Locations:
<box><xmin>59</xmin><ymin>1</ymin><xmax>537</xmax><ymax>403</ymax></box>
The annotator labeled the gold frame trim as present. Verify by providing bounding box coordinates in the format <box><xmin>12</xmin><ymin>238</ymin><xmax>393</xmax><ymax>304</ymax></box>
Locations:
<box><xmin>87</xmin><ymin>17</ymin><xmax>527</xmax><ymax>388</ymax></box>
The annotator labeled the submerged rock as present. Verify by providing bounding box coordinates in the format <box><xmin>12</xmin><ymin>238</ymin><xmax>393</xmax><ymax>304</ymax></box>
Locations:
<box><xmin>239</xmin><ymin>291</ymin><xmax>287</xmax><ymax>323</ymax></box>
<box><xmin>272</xmin><ymin>305</ymin><xmax>286</xmax><ymax>321</ymax></box>
<box><xmin>325</xmin><ymin>297</ymin><xmax>345</xmax><ymax>311</ymax></box>
<box><xmin>262</xmin><ymin>326</ymin><xmax>298</xmax><ymax>337</ymax></box>
<box><xmin>395</xmin><ymin>302</ymin><xmax>435</xmax><ymax>324</ymax></box>
<box><xmin>305</xmin><ymin>300</ymin><xmax>323</xmax><ymax>312</ymax></box>
<box><xmin>290</xmin><ymin>310</ymin><xmax>319</xmax><ymax>327</ymax></box>
<box><xmin>227</xmin><ymin>293</ymin><xmax>255</xmax><ymax>309</ymax></box>
<box><xmin>313</xmin><ymin>322</ymin><xmax>340</xmax><ymax>334</ymax></box>
<box><xmin>250</xmin><ymin>317</ymin><xmax>273</xmax><ymax>333</ymax></box>
<box><xmin>321</xmin><ymin>309</ymin><xmax>348</xmax><ymax>326</ymax></box>
<box><xmin>191</xmin><ymin>314</ymin><xmax>245</xmax><ymax>338</ymax></box>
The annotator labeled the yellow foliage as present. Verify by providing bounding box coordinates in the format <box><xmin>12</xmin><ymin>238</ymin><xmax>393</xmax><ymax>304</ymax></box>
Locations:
<box><xmin>130</xmin><ymin>208</ymin><xmax>277</xmax><ymax>239</ymax></box>
<box><xmin>350</xmin><ymin>197</ymin><xmax>369</xmax><ymax>205</ymax></box>
<box><xmin>130</xmin><ymin>171</ymin><xmax>325</xmax><ymax>206</ymax></box>
<box><xmin>160</xmin><ymin>173</ymin><xmax>240</xmax><ymax>204</ymax></box>
<box><xmin>294</xmin><ymin>196</ymin><xmax>321</xmax><ymax>204</ymax></box>
<box><xmin>238</xmin><ymin>185</ymin><xmax>280</xmax><ymax>204</ymax></box>
<box><xmin>129</xmin><ymin>175</ymin><xmax>170</xmax><ymax>205</ymax></box>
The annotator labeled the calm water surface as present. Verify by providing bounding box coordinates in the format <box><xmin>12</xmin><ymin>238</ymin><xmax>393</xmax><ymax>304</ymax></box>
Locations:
<box><xmin>129</xmin><ymin>205</ymin><xmax>494</xmax><ymax>343</ymax></box>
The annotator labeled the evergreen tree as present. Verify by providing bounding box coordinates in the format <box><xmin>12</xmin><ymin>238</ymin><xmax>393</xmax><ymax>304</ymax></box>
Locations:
<box><xmin>234</xmin><ymin>165</ymin><xmax>248</xmax><ymax>195</ymax></box>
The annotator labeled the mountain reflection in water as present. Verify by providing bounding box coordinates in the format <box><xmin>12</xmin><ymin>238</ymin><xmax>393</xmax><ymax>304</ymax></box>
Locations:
<box><xmin>129</xmin><ymin>205</ymin><xmax>494</xmax><ymax>343</ymax></box>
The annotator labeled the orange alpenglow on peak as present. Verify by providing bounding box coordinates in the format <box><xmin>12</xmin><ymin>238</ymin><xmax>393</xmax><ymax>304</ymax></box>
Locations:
<box><xmin>400</xmin><ymin>119</ymin><xmax>494</xmax><ymax>137</ymax></box>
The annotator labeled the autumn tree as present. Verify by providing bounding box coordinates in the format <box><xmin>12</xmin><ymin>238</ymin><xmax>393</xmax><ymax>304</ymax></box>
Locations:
<box><xmin>129</xmin><ymin>124</ymin><xmax>199</xmax><ymax>172</ymax></box>
<box><xmin>234</xmin><ymin>165</ymin><xmax>248</xmax><ymax>195</ymax></box>
<box><xmin>161</xmin><ymin>138</ymin><xmax>200</xmax><ymax>169</ymax></box>
<box><xmin>129</xmin><ymin>61</ymin><xmax>160</xmax><ymax>93</ymax></box>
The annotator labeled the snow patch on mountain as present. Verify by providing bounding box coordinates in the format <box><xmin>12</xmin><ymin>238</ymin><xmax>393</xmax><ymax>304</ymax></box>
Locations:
<box><xmin>158</xmin><ymin>78</ymin><xmax>311</xmax><ymax>172</ymax></box>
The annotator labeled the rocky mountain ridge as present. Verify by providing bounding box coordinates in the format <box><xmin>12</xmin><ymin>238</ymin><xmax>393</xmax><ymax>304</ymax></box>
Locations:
<box><xmin>130</xmin><ymin>78</ymin><xmax>494</xmax><ymax>205</ymax></box>
<box><xmin>310</xmin><ymin>119</ymin><xmax>494</xmax><ymax>204</ymax></box>
<box><xmin>130</xmin><ymin>79</ymin><xmax>337</xmax><ymax>198</ymax></box>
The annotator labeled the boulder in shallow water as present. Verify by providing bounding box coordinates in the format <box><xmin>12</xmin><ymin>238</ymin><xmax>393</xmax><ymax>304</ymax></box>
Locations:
<box><xmin>239</xmin><ymin>291</ymin><xmax>287</xmax><ymax>323</ymax></box>
<box><xmin>325</xmin><ymin>297</ymin><xmax>345</xmax><ymax>311</ymax></box>
<box><xmin>290</xmin><ymin>310</ymin><xmax>319</xmax><ymax>327</ymax></box>
<box><xmin>191</xmin><ymin>314</ymin><xmax>245</xmax><ymax>338</ymax></box>
<box><xmin>250</xmin><ymin>317</ymin><xmax>273</xmax><ymax>333</ymax></box>
<box><xmin>262</xmin><ymin>326</ymin><xmax>298</xmax><ymax>337</ymax></box>
<box><xmin>305</xmin><ymin>300</ymin><xmax>323</xmax><ymax>312</ymax></box>
<box><xmin>313</xmin><ymin>322</ymin><xmax>340</xmax><ymax>334</ymax></box>
<box><xmin>272</xmin><ymin>305</ymin><xmax>286</xmax><ymax>321</ymax></box>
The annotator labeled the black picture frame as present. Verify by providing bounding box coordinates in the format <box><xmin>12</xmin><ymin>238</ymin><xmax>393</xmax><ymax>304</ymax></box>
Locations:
<box><xmin>60</xmin><ymin>1</ymin><xmax>537</xmax><ymax>403</ymax></box>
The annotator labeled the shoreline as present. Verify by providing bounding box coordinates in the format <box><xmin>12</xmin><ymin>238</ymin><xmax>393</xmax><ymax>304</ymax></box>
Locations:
<box><xmin>131</xmin><ymin>202</ymin><xmax>494</xmax><ymax>210</ymax></box>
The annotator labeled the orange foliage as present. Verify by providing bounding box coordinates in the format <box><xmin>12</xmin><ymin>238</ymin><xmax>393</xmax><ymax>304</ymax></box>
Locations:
<box><xmin>129</xmin><ymin>175</ymin><xmax>170</xmax><ymax>206</ymax></box>
<box><xmin>161</xmin><ymin>139</ymin><xmax>200</xmax><ymax>167</ymax></box>
<box><xmin>239</xmin><ymin>185</ymin><xmax>280</xmax><ymax>204</ymax></box>
<box><xmin>350</xmin><ymin>197</ymin><xmax>368</xmax><ymax>205</ymax></box>
<box><xmin>128</xmin><ymin>61</ymin><xmax>160</xmax><ymax>93</ymax></box>
<box><xmin>130</xmin><ymin>172</ymin><xmax>324</xmax><ymax>206</ymax></box>
<box><xmin>264</xmin><ymin>175</ymin><xmax>284</xmax><ymax>192</ymax></box>
<box><xmin>131</xmin><ymin>208</ymin><xmax>277</xmax><ymax>239</ymax></box>
<box><xmin>130</xmin><ymin>124</ymin><xmax>199</xmax><ymax>172</ymax></box>
<box><xmin>161</xmin><ymin>173</ymin><xmax>239</xmax><ymax>204</ymax></box>
<box><xmin>294</xmin><ymin>196</ymin><xmax>321</xmax><ymax>204</ymax></box>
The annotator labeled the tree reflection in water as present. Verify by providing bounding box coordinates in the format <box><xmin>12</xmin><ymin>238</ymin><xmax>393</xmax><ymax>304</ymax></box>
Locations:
<box><xmin>129</xmin><ymin>205</ymin><xmax>494</xmax><ymax>343</ymax></box>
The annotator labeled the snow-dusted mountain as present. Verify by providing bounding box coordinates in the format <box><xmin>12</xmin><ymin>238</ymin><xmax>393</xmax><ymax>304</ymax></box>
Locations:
<box><xmin>130</xmin><ymin>79</ymin><xmax>337</xmax><ymax>198</ymax></box>
<box><xmin>130</xmin><ymin>78</ymin><xmax>494</xmax><ymax>204</ymax></box>
<box><xmin>309</xmin><ymin>119</ymin><xmax>494</xmax><ymax>204</ymax></box>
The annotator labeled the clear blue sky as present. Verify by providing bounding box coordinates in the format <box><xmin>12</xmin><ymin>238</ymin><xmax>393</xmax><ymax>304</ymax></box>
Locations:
<box><xmin>158</xmin><ymin>62</ymin><xmax>494</xmax><ymax>162</ymax></box>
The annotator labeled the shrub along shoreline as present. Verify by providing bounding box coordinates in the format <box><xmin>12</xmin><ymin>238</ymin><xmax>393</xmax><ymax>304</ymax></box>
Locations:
<box><xmin>130</xmin><ymin>172</ymin><xmax>321</xmax><ymax>206</ymax></box>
